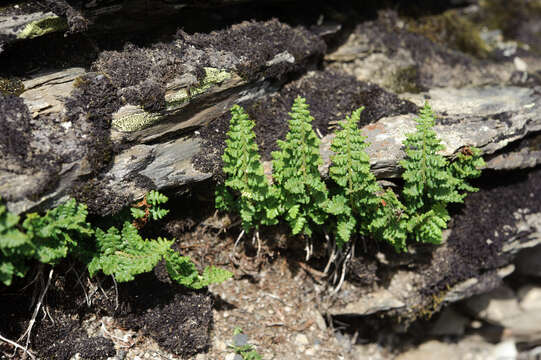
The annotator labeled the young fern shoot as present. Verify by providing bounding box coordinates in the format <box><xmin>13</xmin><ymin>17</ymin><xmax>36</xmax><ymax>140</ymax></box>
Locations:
<box><xmin>327</xmin><ymin>107</ymin><xmax>381</xmax><ymax>247</ymax></box>
<box><xmin>215</xmin><ymin>105</ymin><xmax>277</xmax><ymax>248</ymax></box>
<box><xmin>272</xmin><ymin>96</ymin><xmax>328</xmax><ymax>238</ymax></box>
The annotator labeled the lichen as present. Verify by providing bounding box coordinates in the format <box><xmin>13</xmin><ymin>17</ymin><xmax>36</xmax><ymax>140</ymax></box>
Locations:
<box><xmin>17</xmin><ymin>16</ymin><xmax>67</xmax><ymax>40</ymax></box>
<box><xmin>112</xmin><ymin>109</ymin><xmax>163</xmax><ymax>132</ymax></box>
<box><xmin>166</xmin><ymin>67</ymin><xmax>231</xmax><ymax>109</ymax></box>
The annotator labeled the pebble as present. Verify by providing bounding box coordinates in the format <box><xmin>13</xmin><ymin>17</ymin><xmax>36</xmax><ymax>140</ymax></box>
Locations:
<box><xmin>295</xmin><ymin>334</ymin><xmax>309</xmax><ymax>346</ymax></box>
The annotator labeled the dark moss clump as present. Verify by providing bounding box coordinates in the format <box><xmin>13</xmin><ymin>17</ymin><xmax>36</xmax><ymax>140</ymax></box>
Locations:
<box><xmin>0</xmin><ymin>95</ymin><xmax>32</xmax><ymax>163</ymax></box>
<box><xmin>92</xmin><ymin>43</ymin><xmax>195</xmax><ymax>112</ymax></box>
<box><xmin>422</xmin><ymin>168</ymin><xmax>541</xmax><ymax>297</ymax></box>
<box><xmin>65</xmin><ymin>73</ymin><xmax>121</xmax><ymax>172</ymax></box>
<box><xmin>71</xmin><ymin>178</ymin><xmax>131</xmax><ymax>216</ymax></box>
<box><xmin>33</xmin><ymin>320</ymin><xmax>115</xmax><ymax>360</ymax></box>
<box><xmin>192</xmin><ymin>70</ymin><xmax>417</xmax><ymax>177</ymax></box>
<box><xmin>116</xmin><ymin>271</ymin><xmax>213</xmax><ymax>357</ymax></box>
<box><xmin>181</xmin><ymin>19</ymin><xmax>326</xmax><ymax>80</ymax></box>
<box><xmin>40</xmin><ymin>0</ymin><xmax>88</xmax><ymax>34</ymax></box>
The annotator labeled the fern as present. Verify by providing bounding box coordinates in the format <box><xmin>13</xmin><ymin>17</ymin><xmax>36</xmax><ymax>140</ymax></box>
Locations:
<box><xmin>22</xmin><ymin>199</ymin><xmax>93</xmax><ymax>265</ymax></box>
<box><xmin>327</xmin><ymin>108</ymin><xmax>382</xmax><ymax>247</ymax></box>
<box><xmin>0</xmin><ymin>200</ymin><xmax>33</xmax><ymax>286</ymax></box>
<box><xmin>451</xmin><ymin>146</ymin><xmax>485</xmax><ymax>193</ymax></box>
<box><xmin>399</xmin><ymin>102</ymin><xmax>481</xmax><ymax>244</ymax></box>
<box><xmin>147</xmin><ymin>190</ymin><xmax>170</xmax><ymax>220</ymax></box>
<box><xmin>272</xmin><ymin>97</ymin><xmax>328</xmax><ymax>237</ymax></box>
<box><xmin>370</xmin><ymin>189</ymin><xmax>409</xmax><ymax>252</ymax></box>
<box><xmin>88</xmin><ymin>222</ymin><xmax>171</xmax><ymax>282</ymax></box>
<box><xmin>166</xmin><ymin>251</ymin><xmax>232</xmax><ymax>290</ymax></box>
<box><xmin>216</xmin><ymin>105</ymin><xmax>278</xmax><ymax>232</ymax></box>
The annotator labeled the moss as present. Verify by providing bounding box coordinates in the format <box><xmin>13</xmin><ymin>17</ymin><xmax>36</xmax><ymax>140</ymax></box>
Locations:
<box><xmin>389</xmin><ymin>66</ymin><xmax>423</xmax><ymax>94</ymax></box>
<box><xmin>17</xmin><ymin>16</ymin><xmax>67</xmax><ymax>40</ymax></box>
<box><xmin>0</xmin><ymin>78</ymin><xmax>24</xmax><ymax>96</ymax></box>
<box><xmin>407</xmin><ymin>10</ymin><xmax>492</xmax><ymax>58</ymax></box>
<box><xmin>111</xmin><ymin>109</ymin><xmax>163</xmax><ymax>132</ymax></box>
<box><xmin>411</xmin><ymin>287</ymin><xmax>449</xmax><ymax>320</ymax></box>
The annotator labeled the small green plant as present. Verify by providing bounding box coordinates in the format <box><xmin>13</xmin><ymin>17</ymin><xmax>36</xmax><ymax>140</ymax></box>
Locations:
<box><xmin>400</xmin><ymin>102</ymin><xmax>484</xmax><ymax>244</ymax></box>
<box><xmin>0</xmin><ymin>192</ymin><xmax>231</xmax><ymax>289</ymax></box>
<box><xmin>0</xmin><ymin>199</ymin><xmax>33</xmax><ymax>286</ymax></box>
<box><xmin>89</xmin><ymin>192</ymin><xmax>231</xmax><ymax>288</ymax></box>
<box><xmin>228</xmin><ymin>328</ymin><xmax>262</xmax><ymax>360</ymax></box>
<box><xmin>370</xmin><ymin>189</ymin><xmax>408</xmax><ymax>252</ymax></box>
<box><xmin>215</xmin><ymin>105</ymin><xmax>278</xmax><ymax>237</ymax></box>
<box><xmin>272</xmin><ymin>96</ymin><xmax>329</xmax><ymax>237</ymax></box>
<box><xmin>326</xmin><ymin>107</ymin><xmax>382</xmax><ymax>247</ymax></box>
<box><xmin>0</xmin><ymin>199</ymin><xmax>93</xmax><ymax>286</ymax></box>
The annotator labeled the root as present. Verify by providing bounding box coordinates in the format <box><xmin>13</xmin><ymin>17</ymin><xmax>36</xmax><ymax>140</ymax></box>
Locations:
<box><xmin>234</xmin><ymin>229</ymin><xmax>245</xmax><ymax>249</ymax></box>
<box><xmin>304</xmin><ymin>237</ymin><xmax>313</xmax><ymax>262</ymax></box>
<box><xmin>112</xmin><ymin>276</ymin><xmax>119</xmax><ymax>311</ymax></box>
<box><xmin>254</xmin><ymin>231</ymin><xmax>261</xmax><ymax>258</ymax></box>
<box><xmin>324</xmin><ymin>234</ymin><xmax>337</xmax><ymax>275</ymax></box>
<box><xmin>18</xmin><ymin>268</ymin><xmax>53</xmax><ymax>360</ymax></box>
<box><xmin>0</xmin><ymin>334</ymin><xmax>36</xmax><ymax>360</ymax></box>
<box><xmin>331</xmin><ymin>241</ymin><xmax>354</xmax><ymax>294</ymax></box>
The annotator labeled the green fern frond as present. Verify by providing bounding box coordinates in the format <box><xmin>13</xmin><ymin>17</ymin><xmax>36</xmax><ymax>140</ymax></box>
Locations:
<box><xmin>0</xmin><ymin>201</ymin><xmax>33</xmax><ymax>286</ymax></box>
<box><xmin>89</xmin><ymin>222</ymin><xmax>173</xmax><ymax>282</ymax></box>
<box><xmin>217</xmin><ymin>105</ymin><xmax>277</xmax><ymax>232</ymax></box>
<box><xmin>22</xmin><ymin>199</ymin><xmax>93</xmax><ymax>265</ymax></box>
<box><xmin>327</xmin><ymin>107</ymin><xmax>381</xmax><ymax>246</ymax></box>
<box><xmin>272</xmin><ymin>97</ymin><xmax>328</xmax><ymax>236</ymax></box>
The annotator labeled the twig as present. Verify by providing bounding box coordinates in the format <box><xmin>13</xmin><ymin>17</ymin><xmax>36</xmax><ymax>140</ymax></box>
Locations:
<box><xmin>0</xmin><ymin>333</ymin><xmax>36</xmax><ymax>360</ymax></box>
<box><xmin>19</xmin><ymin>268</ymin><xmax>53</xmax><ymax>359</ymax></box>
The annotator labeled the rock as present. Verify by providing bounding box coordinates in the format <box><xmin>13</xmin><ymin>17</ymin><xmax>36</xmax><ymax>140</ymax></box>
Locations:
<box><xmin>330</xmin><ymin>288</ymin><xmax>405</xmax><ymax>316</ymax></box>
<box><xmin>464</xmin><ymin>286</ymin><xmax>522</xmax><ymax>324</ymax></box>
<box><xmin>294</xmin><ymin>333</ymin><xmax>309</xmax><ymax>346</ymax></box>
<box><xmin>232</xmin><ymin>333</ymin><xmax>249</xmax><ymax>347</ymax></box>
<box><xmin>429</xmin><ymin>307</ymin><xmax>470</xmax><ymax>337</ymax></box>
<box><xmin>394</xmin><ymin>340</ymin><xmax>471</xmax><ymax>360</ymax></box>
<box><xmin>488</xmin><ymin>341</ymin><xmax>517</xmax><ymax>360</ymax></box>
<box><xmin>464</xmin><ymin>285</ymin><xmax>541</xmax><ymax>339</ymax></box>
<box><xmin>518</xmin><ymin>286</ymin><xmax>541</xmax><ymax>311</ymax></box>
<box><xmin>515</xmin><ymin>245</ymin><xmax>541</xmax><ymax>277</ymax></box>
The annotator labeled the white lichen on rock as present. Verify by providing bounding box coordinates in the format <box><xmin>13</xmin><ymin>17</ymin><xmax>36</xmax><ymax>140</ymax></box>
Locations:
<box><xmin>111</xmin><ymin>105</ymin><xmax>163</xmax><ymax>132</ymax></box>
<box><xmin>17</xmin><ymin>16</ymin><xmax>67</xmax><ymax>39</ymax></box>
<box><xmin>112</xmin><ymin>68</ymin><xmax>231</xmax><ymax>132</ymax></box>
<box><xmin>166</xmin><ymin>67</ymin><xmax>231</xmax><ymax>109</ymax></box>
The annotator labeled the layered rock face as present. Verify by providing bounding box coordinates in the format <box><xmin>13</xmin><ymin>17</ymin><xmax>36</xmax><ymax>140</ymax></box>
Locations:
<box><xmin>1</xmin><ymin>0</ymin><xmax>541</xmax><ymax>357</ymax></box>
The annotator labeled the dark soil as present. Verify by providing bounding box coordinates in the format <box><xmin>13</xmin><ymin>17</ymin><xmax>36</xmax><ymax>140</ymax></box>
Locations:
<box><xmin>115</xmin><ymin>270</ymin><xmax>213</xmax><ymax>357</ymax></box>
<box><xmin>422</xmin><ymin>167</ymin><xmax>541</xmax><ymax>296</ymax></box>
<box><xmin>0</xmin><ymin>262</ymin><xmax>213</xmax><ymax>359</ymax></box>
<box><xmin>192</xmin><ymin>69</ymin><xmax>418</xmax><ymax>179</ymax></box>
